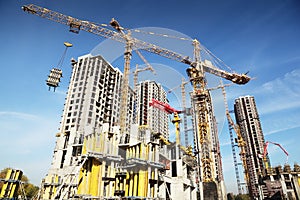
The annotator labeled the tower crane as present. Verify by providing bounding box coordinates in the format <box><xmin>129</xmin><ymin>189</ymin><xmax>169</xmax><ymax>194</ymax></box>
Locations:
<box><xmin>149</xmin><ymin>98</ymin><xmax>193</xmax><ymax>157</ymax></box>
<box><xmin>150</xmin><ymin>98</ymin><xmax>182</xmax><ymax>146</ymax></box>
<box><xmin>22</xmin><ymin>4</ymin><xmax>251</xmax><ymax>197</ymax></box>
<box><xmin>167</xmin><ymin>78</ymin><xmax>190</xmax><ymax>147</ymax></box>
<box><xmin>22</xmin><ymin>4</ymin><xmax>250</xmax><ymax>85</ymax></box>
<box><xmin>220</xmin><ymin>81</ymin><xmax>250</xmax><ymax>193</ymax></box>
<box><xmin>133</xmin><ymin>49</ymin><xmax>156</xmax><ymax>90</ymax></box>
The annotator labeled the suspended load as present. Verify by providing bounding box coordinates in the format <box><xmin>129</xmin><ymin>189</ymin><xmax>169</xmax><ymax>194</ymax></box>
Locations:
<box><xmin>46</xmin><ymin>68</ymin><xmax>63</xmax><ymax>91</ymax></box>
<box><xmin>46</xmin><ymin>42</ymin><xmax>72</xmax><ymax>91</ymax></box>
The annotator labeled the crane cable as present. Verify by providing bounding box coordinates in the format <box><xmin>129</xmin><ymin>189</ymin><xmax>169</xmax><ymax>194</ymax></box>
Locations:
<box><xmin>96</xmin><ymin>21</ymin><xmax>235</xmax><ymax>75</ymax></box>
<box><xmin>57</xmin><ymin>42</ymin><xmax>72</xmax><ymax>69</ymax></box>
<box><xmin>201</xmin><ymin>44</ymin><xmax>234</xmax><ymax>73</ymax></box>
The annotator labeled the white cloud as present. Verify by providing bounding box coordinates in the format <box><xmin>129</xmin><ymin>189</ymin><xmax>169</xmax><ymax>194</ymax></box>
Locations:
<box><xmin>265</xmin><ymin>124</ymin><xmax>300</xmax><ymax>136</ymax></box>
<box><xmin>256</xmin><ymin>69</ymin><xmax>300</xmax><ymax>115</ymax></box>
<box><xmin>0</xmin><ymin>111</ymin><xmax>39</xmax><ymax>120</ymax></box>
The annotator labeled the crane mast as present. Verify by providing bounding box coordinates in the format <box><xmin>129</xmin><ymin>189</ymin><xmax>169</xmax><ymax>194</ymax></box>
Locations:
<box><xmin>149</xmin><ymin>98</ymin><xmax>182</xmax><ymax>145</ymax></box>
<box><xmin>221</xmin><ymin>82</ymin><xmax>250</xmax><ymax>192</ymax></box>
<box><xmin>213</xmin><ymin>82</ymin><xmax>243</xmax><ymax>194</ymax></box>
<box><xmin>180</xmin><ymin>78</ymin><xmax>189</xmax><ymax>147</ymax></box>
<box><xmin>133</xmin><ymin>50</ymin><xmax>156</xmax><ymax>89</ymax></box>
<box><xmin>167</xmin><ymin>78</ymin><xmax>189</xmax><ymax>147</ymax></box>
<box><xmin>109</xmin><ymin>18</ymin><xmax>133</xmax><ymax>143</ymax></box>
<box><xmin>188</xmin><ymin>40</ymin><xmax>215</xmax><ymax>183</ymax></box>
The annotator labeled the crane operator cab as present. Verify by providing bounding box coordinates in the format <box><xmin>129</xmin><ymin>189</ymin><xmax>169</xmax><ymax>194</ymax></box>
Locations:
<box><xmin>46</xmin><ymin>42</ymin><xmax>72</xmax><ymax>91</ymax></box>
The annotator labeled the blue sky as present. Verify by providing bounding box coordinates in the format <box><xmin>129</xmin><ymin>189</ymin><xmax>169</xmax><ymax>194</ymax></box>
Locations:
<box><xmin>1</xmin><ymin>0</ymin><xmax>300</xmax><ymax>194</ymax></box>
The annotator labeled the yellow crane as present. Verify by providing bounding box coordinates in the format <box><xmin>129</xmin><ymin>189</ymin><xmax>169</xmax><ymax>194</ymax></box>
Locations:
<box><xmin>133</xmin><ymin>50</ymin><xmax>156</xmax><ymax>90</ymax></box>
<box><xmin>22</xmin><ymin>5</ymin><xmax>250</xmax><ymax>85</ymax></box>
<box><xmin>149</xmin><ymin>98</ymin><xmax>194</xmax><ymax>157</ymax></box>
<box><xmin>167</xmin><ymin>78</ymin><xmax>190</xmax><ymax>147</ymax></box>
<box><xmin>220</xmin><ymin>81</ymin><xmax>250</xmax><ymax>191</ymax></box>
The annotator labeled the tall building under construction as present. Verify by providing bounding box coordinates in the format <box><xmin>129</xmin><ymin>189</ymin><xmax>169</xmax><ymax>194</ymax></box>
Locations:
<box><xmin>40</xmin><ymin>54</ymin><xmax>201</xmax><ymax>200</ymax></box>
<box><xmin>135</xmin><ymin>80</ymin><xmax>169</xmax><ymax>138</ymax></box>
<box><xmin>42</xmin><ymin>54</ymin><xmax>135</xmax><ymax>199</ymax></box>
<box><xmin>234</xmin><ymin>95</ymin><xmax>265</xmax><ymax>199</ymax></box>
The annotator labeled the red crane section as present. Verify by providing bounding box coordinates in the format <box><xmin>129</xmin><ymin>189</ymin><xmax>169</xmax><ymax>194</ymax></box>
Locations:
<box><xmin>149</xmin><ymin>99</ymin><xmax>182</xmax><ymax>145</ymax></box>
<box><xmin>263</xmin><ymin>141</ymin><xmax>289</xmax><ymax>157</ymax></box>
<box><xmin>149</xmin><ymin>99</ymin><xmax>182</xmax><ymax>115</ymax></box>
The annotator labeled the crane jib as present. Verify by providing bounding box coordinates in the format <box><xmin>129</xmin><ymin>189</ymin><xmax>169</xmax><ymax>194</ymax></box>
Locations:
<box><xmin>22</xmin><ymin>4</ymin><xmax>251</xmax><ymax>85</ymax></box>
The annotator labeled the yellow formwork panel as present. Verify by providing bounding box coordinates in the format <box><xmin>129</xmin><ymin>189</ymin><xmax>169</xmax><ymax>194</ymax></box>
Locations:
<box><xmin>115</xmin><ymin>175</ymin><xmax>119</xmax><ymax>191</ymax></box>
<box><xmin>146</xmin><ymin>144</ymin><xmax>149</xmax><ymax>160</ymax></box>
<box><xmin>128</xmin><ymin>171</ymin><xmax>134</xmax><ymax>196</ymax></box>
<box><xmin>77</xmin><ymin>165</ymin><xmax>85</xmax><ymax>194</ymax></box>
<box><xmin>98</xmin><ymin>163</ymin><xmax>103</xmax><ymax>197</ymax></box>
<box><xmin>0</xmin><ymin>169</ymin><xmax>12</xmax><ymax>197</ymax></box>
<box><xmin>82</xmin><ymin>137</ymin><xmax>87</xmax><ymax>155</ymax></box>
<box><xmin>133</xmin><ymin>173</ymin><xmax>138</xmax><ymax>196</ymax></box>
<box><xmin>0</xmin><ymin>169</ymin><xmax>23</xmax><ymax>198</ymax></box>
<box><xmin>9</xmin><ymin>170</ymin><xmax>22</xmax><ymax>198</ymax></box>
<box><xmin>138</xmin><ymin>169</ymin><xmax>148</xmax><ymax>197</ymax></box>
<box><xmin>107</xmin><ymin>164</ymin><xmax>113</xmax><ymax>197</ymax></box>
<box><xmin>144</xmin><ymin>170</ymin><xmax>148</xmax><ymax>197</ymax></box>
<box><xmin>89</xmin><ymin>159</ymin><xmax>101</xmax><ymax>196</ymax></box>
<box><xmin>125</xmin><ymin>172</ymin><xmax>130</xmax><ymax>196</ymax></box>
<box><xmin>51</xmin><ymin>174</ymin><xmax>59</xmax><ymax>199</ymax></box>
<box><xmin>137</xmin><ymin>169</ymin><xmax>144</xmax><ymax>196</ymax></box>
<box><xmin>99</xmin><ymin>161</ymin><xmax>107</xmax><ymax>197</ymax></box>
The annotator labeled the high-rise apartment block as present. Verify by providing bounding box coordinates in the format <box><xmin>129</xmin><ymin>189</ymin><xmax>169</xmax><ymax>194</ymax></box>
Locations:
<box><xmin>234</xmin><ymin>95</ymin><xmax>265</xmax><ymax>199</ymax></box>
<box><xmin>43</xmin><ymin>54</ymin><xmax>135</xmax><ymax>199</ymax></box>
<box><xmin>135</xmin><ymin>80</ymin><xmax>169</xmax><ymax>138</ymax></box>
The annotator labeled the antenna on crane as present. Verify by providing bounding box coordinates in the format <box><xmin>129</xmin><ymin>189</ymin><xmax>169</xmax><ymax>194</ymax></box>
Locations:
<box><xmin>46</xmin><ymin>42</ymin><xmax>72</xmax><ymax>92</ymax></box>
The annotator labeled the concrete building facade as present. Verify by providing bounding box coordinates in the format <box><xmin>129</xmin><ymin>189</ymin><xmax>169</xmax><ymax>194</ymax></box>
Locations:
<box><xmin>135</xmin><ymin>80</ymin><xmax>169</xmax><ymax>139</ymax></box>
<box><xmin>41</xmin><ymin>54</ymin><xmax>135</xmax><ymax>199</ymax></box>
<box><xmin>234</xmin><ymin>95</ymin><xmax>265</xmax><ymax>199</ymax></box>
<box><xmin>260</xmin><ymin>164</ymin><xmax>300</xmax><ymax>199</ymax></box>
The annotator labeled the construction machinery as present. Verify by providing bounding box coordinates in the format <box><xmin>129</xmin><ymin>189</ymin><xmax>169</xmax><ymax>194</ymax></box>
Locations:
<box><xmin>263</xmin><ymin>141</ymin><xmax>289</xmax><ymax>171</ymax></box>
<box><xmin>133</xmin><ymin>49</ymin><xmax>156</xmax><ymax>89</ymax></box>
<box><xmin>150</xmin><ymin>98</ymin><xmax>194</xmax><ymax>158</ymax></box>
<box><xmin>220</xmin><ymin>81</ymin><xmax>249</xmax><ymax>194</ymax></box>
<box><xmin>168</xmin><ymin>78</ymin><xmax>191</xmax><ymax>148</ymax></box>
<box><xmin>133</xmin><ymin>62</ymin><xmax>156</xmax><ymax>90</ymax></box>
<box><xmin>150</xmin><ymin>98</ymin><xmax>182</xmax><ymax>146</ymax></box>
<box><xmin>22</xmin><ymin>4</ymin><xmax>251</xmax><ymax>199</ymax></box>
<box><xmin>22</xmin><ymin>4</ymin><xmax>250</xmax><ymax>85</ymax></box>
